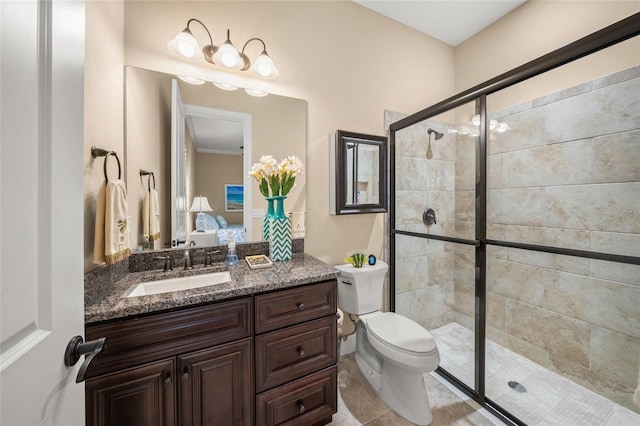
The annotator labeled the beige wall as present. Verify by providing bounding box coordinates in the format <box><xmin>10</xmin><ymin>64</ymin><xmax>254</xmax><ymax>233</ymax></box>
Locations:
<box><xmin>120</xmin><ymin>0</ymin><xmax>456</xmax><ymax>266</ymax></box>
<box><xmin>85</xmin><ymin>0</ymin><xmax>638</xmax><ymax>270</ymax></box>
<box><xmin>84</xmin><ymin>0</ymin><xmax>124</xmax><ymax>271</ymax></box>
<box><xmin>125</xmin><ymin>66</ymin><xmax>171</xmax><ymax>250</ymax></box>
<box><xmin>195</xmin><ymin>153</ymin><xmax>243</xmax><ymax>224</ymax></box>
<box><xmin>455</xmin><ymin>0</ymin><xmax>640</xmax><ymax>104</ymax></box>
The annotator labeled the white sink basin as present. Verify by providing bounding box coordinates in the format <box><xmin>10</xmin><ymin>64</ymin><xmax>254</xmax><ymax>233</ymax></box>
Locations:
<box><xmin>127</xmin><ymin>271</ymin><xmax>231</xmax><ymax>297</ymax></box>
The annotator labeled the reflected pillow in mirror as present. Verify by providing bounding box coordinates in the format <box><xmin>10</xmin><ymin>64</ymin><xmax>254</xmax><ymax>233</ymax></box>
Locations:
<box><xmin>216</xmin><ymin>215</ymin><xmax>228</xmax><ymax>228</ymax></box>
<box><xmin>203</xmin><ymin>214</ymin><xmax>220</xmax><ymax>230</ymax></box>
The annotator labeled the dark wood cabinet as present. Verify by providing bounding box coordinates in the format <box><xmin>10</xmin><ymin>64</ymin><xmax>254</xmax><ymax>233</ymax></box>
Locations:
<box><xmin>85</xmin><ymin>297</ymin><xmax>252</xmax><ymax>426</ymax></box>
<box><xmin>85</xmin><ymin>279</ymin><xmax>338</xmax><ymax>426</ymax></box>
<box><xmin>254</xmin><ymin>280</ymin><xmax>337</xmax><ymax>425</ymax></box>
<box><xmin>256</xmin><ymin>366</ymin><xmax>337</xmax><ymax>426</ymax></box>
<box><xmin>86</xmin><ymin>358</ymin><xmax>176</xmax><ymax>426</ymax></box>
<box><xmin>178</xmin><ymin>338</ymin><xmax>252</xmax><ymax>426</ymax></box>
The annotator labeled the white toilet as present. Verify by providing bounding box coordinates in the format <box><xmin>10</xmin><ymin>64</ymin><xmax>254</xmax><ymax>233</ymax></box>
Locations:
<box><xmin>336</xmin><ymin>260</ymin><xmax>440</xmax><ymax>426</ymax></box>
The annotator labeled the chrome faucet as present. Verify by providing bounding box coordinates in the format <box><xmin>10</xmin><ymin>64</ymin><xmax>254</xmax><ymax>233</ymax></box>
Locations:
<box><xmin>183</xmin><ymin>249</ymin><xmax>193</xmax><ymax>270</ymax></box>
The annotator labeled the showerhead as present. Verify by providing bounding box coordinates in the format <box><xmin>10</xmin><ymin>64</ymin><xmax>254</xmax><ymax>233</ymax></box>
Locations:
<box><xmin>428</xmin><ymin>128</ymin><xmax>444</xmax><ymax>140</ymax></box>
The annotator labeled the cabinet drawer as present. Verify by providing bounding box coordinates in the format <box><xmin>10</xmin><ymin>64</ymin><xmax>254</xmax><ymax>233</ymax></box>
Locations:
<box><xmin>256</xmin><ymin>316</ymin><xmax>337</xmax><ymax>392</ymax></box>
<box><xmin>86</xmin><ymin>297</ymin><xmax>252</xmax><ymax>379</ymax></box>
<box><xmin>255</xmin><ymin>280</ymin><xmax>336</xmax><ymax>334</ymax></box>
<box><xmin>256</xmin><ymin>366</ymin><xmax>337</xmax><ymax>426</ymax></box>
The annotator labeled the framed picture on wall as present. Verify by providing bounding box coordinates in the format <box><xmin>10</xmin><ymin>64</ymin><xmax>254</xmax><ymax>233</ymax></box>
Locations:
<box><xmin>225</xmin><ymin>184</ymin><xmax>244</xmax><ymax>212</ymax></box>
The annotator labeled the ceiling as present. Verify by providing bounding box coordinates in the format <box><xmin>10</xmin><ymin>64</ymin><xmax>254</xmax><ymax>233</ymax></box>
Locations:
<box><xmin>189</xmin><ymin>1</ymin><xmax>527</xmax><ymax>154</ymax></box>
<box><xmin>354</xmin><ymin>0</ymin><xmax>526</xmax><ymax>46</ymax></box>
<box><xmin>187</xmin><ymin>114</ymin><xmax>244</xmax><ymax>156</ymax></box>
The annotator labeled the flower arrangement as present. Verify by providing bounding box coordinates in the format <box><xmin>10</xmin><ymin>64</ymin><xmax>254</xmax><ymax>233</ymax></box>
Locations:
<box><xmin>249</xmin><ymin>155</ymin><xmax>304</xmax><ymax>197</ymax></box>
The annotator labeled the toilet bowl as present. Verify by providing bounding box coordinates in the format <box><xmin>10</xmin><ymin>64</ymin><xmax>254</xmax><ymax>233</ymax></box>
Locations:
<box><xmin>335</xmin><ymin>261</ymin><xmax>440</xmax><ymax>425</ymax></box>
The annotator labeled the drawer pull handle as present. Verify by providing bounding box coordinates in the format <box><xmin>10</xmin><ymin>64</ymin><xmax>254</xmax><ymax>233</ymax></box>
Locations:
<box><xmin>163</xmin><ymin>376</ymin><xmax>173</xmax><ymax>387</ymax></box>
<box><xmin>297</xmin><ymin>346</ymin><xmax>305</xmax><ymax>358</ymax></box>
<box><xmin>297</xmin><ymin>302</ymin><xmax>305</xmax><ymax>311</ymax></box>
<box><xmin>181</xmin><ymin>372</ymin><xmax>189</xmax><ymax>382</ymax></box>
<box><xmin>297</xmin><ymin>401</ymin><xmax>306</xmax><ymax>414</ymax></box>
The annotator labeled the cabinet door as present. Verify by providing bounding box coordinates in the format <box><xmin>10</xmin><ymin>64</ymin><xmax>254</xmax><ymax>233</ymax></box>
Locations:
<box><xmin>86</xmin><ymin>358</ymin><xmax>176</xmax><ymax>426</ymax></box>
<box><xmin>178</xmin><ymin>338</ymin><xmax>253</xmax><ymax>426</ymax></box>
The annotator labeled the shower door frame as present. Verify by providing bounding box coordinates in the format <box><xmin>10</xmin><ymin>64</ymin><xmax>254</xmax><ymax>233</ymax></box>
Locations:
<box><xmin>389</xmin><ymin>12</ymin><xmax>640</xmax><ymax>425</ymax></box>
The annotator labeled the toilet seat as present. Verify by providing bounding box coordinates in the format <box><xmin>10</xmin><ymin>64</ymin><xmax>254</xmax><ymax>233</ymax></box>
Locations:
<box><xmin>365</xmin><ymin>312</ymin><xmax>438</xmax><ymax>357</ymax></box>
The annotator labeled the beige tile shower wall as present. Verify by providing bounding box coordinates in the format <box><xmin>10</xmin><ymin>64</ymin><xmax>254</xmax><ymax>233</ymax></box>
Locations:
<box><xmin>390</xmin><ymin>109</ymin><xmax>457</xmax><ymax>331</ymax></box>
<box><xmin>453</xmin><ymin>66</ymin><xmax>640</xmax><ymax>412</ymax></box>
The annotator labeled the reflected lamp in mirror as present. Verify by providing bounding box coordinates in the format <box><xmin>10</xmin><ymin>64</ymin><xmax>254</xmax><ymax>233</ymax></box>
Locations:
<box><xmin>330</xmin><ymin>130</ymin><xmax>387</xmax><ymax>215</ymax></box>
<box><xmin>189</xmin><ymin>196</ymin><xmax>213</xmax><ymax>232</ymax></box>
<box><xmin>167</xmin><ymin>19</ymin><xmax>278</xmax><ymax>78</ymax></box>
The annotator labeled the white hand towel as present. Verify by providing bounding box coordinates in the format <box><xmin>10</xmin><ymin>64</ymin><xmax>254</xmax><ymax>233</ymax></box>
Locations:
<box><xmin>94</xmin><ymin>179</ymin><xmax>130</xmax><ymax>265</ymax></box>
<box><xmin>143</xmin><ymin>188</ymin><xmax>160</xmax><ymax>241</ymax></box>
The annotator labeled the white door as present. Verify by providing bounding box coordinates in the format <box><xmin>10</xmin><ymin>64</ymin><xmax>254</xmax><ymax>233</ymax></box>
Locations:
<box><xmin>0</xmin><ymin>0</ymin><xmax>86</xmax><ymax>424</ymax></box>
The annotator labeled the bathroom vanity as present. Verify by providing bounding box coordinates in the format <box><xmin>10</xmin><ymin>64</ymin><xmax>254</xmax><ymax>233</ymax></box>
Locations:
<box><xmin>84</xmin><ymin>252</ymin><xmax>338</xmax><ymax>426</ymax></box>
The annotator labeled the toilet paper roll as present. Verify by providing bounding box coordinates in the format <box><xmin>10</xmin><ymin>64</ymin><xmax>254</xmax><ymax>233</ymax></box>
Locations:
<box><xmin>337</xmin><ymin>308</ymin><xmax>356</xmax><ymax>338</ymax></box>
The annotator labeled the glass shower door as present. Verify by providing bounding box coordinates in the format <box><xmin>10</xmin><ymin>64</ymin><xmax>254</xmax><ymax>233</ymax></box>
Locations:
<box><xmin>484</xmin><ymin>59</ymin><xmax>640</xmax><ymax>425</ymax></box>
<box><xmin>389</xmin><ymin>100</ymin><xmax>481</xmax><ymax>392</ymax></box>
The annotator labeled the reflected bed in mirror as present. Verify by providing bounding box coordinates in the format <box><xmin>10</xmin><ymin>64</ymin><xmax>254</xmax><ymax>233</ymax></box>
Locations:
<box><xmin>124</xmin><ymin>66</ymin><xmax>307</xmax><ymax>250</ymax></box>
<box><xmin>330</xmin><ymin>130</ymin><xmax>387</xmax><ymax>215</ymax></box>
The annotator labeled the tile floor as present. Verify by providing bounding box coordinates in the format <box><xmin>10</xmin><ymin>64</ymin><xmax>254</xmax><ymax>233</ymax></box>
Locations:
<box><xmin>330</xmin><ymin>353</ymin><xmax>503</xmax><ymax>425</ymax></box>
<box><xmin>430</xmin><ymin>322</ymin><xmax>640</xmax><ymax>426</ymax></box>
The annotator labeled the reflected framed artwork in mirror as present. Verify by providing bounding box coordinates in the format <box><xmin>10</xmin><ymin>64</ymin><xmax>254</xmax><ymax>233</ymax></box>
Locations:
<box><xmin>330</xmin><ymin>130</ymin><xmax>387</xmax><ymax>215</ymax></box>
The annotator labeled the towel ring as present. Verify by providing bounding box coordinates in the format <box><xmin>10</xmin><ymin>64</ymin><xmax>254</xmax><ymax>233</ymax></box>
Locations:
<box><xmin>91</xmin><ymin>146</ymin><xmax>121</xmax><ymax>182</ymax></box>
<box><xmin>103</xmin><ymin>151</ymin><xmax>121</xmax><ymax>182</ymax></box>
<box><xmin>139</xmin><ymin>170</ymin><xmax>155</xmax><ymax>192</ymax></box>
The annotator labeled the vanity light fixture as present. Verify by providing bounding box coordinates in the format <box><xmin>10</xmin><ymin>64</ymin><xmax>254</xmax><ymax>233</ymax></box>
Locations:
<box><xmin>168</xmin><ymin>18</ymin><xmax>279</xmax><ymax>79</ymax></box>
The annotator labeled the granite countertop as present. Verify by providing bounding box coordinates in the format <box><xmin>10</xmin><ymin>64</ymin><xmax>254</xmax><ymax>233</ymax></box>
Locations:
<box><xmin>85</xmin><ymin>253</ymin><xmax>339</xmax><ymax>324</ymax></box>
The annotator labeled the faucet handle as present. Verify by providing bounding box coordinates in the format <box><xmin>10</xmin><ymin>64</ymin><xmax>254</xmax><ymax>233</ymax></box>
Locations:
<box><xmin>205</xmin><ymin>250</ymin><xmax>221</xmax><ymax>266</ymax></box>
<box><xmin>154</xmin><ymin>256</ymin><xmax>173</xmax><ymax>272</ymax></box>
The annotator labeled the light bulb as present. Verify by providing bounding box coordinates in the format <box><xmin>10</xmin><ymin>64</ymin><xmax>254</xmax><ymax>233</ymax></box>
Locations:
<box><xmin>167</xmin><ymin>29</ymin><xmax>203</xmax><ymax>61</ymax></box>
<box><xmin>213</xmin><ymin>41</ymin><xmax>243</xmax><ymax>70</ymax></box>
<box><xmin>251</xmin><ymin>52</ymin><xmax>278</xmax><ymax>78</ymax></box>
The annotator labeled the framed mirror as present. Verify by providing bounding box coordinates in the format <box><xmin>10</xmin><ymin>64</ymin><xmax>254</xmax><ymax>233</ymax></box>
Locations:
<box><xmin>331</xmin><ymin>130</ymin><xmax>387</xmax><ymax>215</ymax></box>
<box><xmin>125</xmin><ymin>66</ymin><xmax>306</xmax><ymax>250</ymax></box>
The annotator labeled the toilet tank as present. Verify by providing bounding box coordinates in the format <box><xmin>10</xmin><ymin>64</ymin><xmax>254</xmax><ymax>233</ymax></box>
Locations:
<box><xmin>335</xmin><ymin>261</ymin><xmax>388</xmax><ymax>315</ymax></box>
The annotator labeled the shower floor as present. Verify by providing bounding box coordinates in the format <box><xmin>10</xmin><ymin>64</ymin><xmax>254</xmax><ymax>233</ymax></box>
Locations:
<box><xmin>430</xmin><ymin>322</ymin><xmax>640</xmax><ymax>426</ymax></box>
